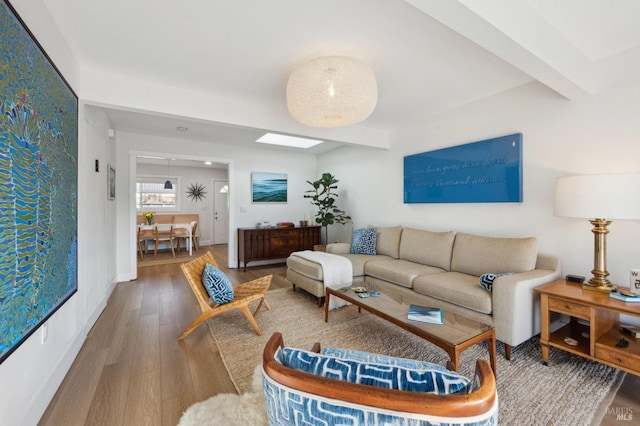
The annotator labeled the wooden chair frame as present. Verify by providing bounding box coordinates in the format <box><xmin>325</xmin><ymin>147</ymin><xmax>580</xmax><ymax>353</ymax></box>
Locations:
<box><xmin>136</xmin><ymin>225</ymin><xmax>155</xmax><ymax>260</ymax></box>
<box><xmin>175</xmin><ymin>221</ymin><xmax>199</xmax><ymax>253</ymax></box>
<box><xmin>179</xmin><ymin>251</ymin><xmax>272</xmax><ymax>340</ymax></box>
<box><xmin>190</xmin><ymin>221</ymin><xmax>199</xmax><ymax>251</ymax></box>
<box><xmin>263</xmin><ymin>332</ymin><xmax>497</xmax><ymax>417</ymax></box>
<box><xmin>154</xmin><ymin>224</ymin><xmax>176</xmax><ymax>259</ymax></box>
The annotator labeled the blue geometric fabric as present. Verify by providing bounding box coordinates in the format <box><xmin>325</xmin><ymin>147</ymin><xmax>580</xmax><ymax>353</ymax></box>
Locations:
<box><xmin>351</xmin><ymin>227</ymin><xmax>377</xmax><ymax>255</ymax></box>
<box><xmin>262</xmin><ymin>372</ymin><xmax>498</xmax><ymax>426</ymax></box>
<box><xmin>202</xmin><ymin>263</ymin><xmax>234</xmax><ymax>304</ymax></box>
<box><xmin>280</xmin><ymin>347</ymin><xmax>470</xmax><ymax>394</ymax></box>
<box><xmin>479</xmin><ymin>272</ymin><xmax>512</xmax><ymax>292</ymax></box>
<box><xmin>320</xmin><ymin>347</ymin><xmax>450</xmax><ymax>372</ymax></box>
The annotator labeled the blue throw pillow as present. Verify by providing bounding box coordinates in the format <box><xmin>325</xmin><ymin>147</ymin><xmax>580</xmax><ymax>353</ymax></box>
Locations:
<box><xmin>479</xmin><ymin>272</ymin><xmax>512</xmax><ymax>292</ymax></box>
<box><xmin>202</xmin><ymin>263</ymin><xmax>234</xmax><ymax>304</ymax></box>
<box><xmin>351</xmin><ymin>227</ymin><xmax>377</xmax><ymax>255</ymax></box>
<box><xmin>280</xmin><ymin>347</ymin><xmax>470</xmax><ymax>395</ymax></box>
<box><xmin>321</xmin><ymin>347</ymin><xmax>449</xmax><ymax>372</ymax></box>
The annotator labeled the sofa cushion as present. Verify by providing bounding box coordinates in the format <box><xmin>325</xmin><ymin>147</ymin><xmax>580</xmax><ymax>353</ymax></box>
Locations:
<box><xmin>280</xmin><ymin>347</ymin><xmax>470</xmax><ymax>395</ymax></box>
<box><xmin>365</xmin><ymin>259</ymin><xmax>446</xmax><ymax>288</ymax></box>
<box><xmin>338</xmin><ymin>253</ymin><xmax>391</xmax><ymax>277</ymax></box>
<box><xmin>351</xmin><ymin>227</ymin><xmax>377</xmax><ymax>255</ymax></box>
<box><xmin>451</xmin><ymin>232</ymin><xmax>537</xmax><ymax>277</ymax></box>
<box><xmin>373</xmin><ymin>226</ymin><xmax>403</xmax><ymax>258</ymax></box>
<box><xmin>413</xmin><ymin>272</ymin><xmax>493</xmax><ymax>315</ymax></box>
<box><xmin>326</xmin><ymin>242</ymin><xmax>351</xmax><ymax>254</ymax></box>
<box><xmin>399</xmin><ymin>228</ymin><xmax>455</xmax><ymax>271</ymax></box>
<box><xmin>289</xmin><ymin>252</ymin><xmax>391</xmax><ymax>279</ymax></box>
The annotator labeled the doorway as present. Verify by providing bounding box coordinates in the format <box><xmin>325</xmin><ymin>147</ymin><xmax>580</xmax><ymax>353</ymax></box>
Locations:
<box><xmin>213</xmin><ymin>180</ymin><xmax>229</xmax><ymax>244</ymax></box>
<box><xmin>130</xmin><ymin>151</ymin><xmax>233</xmax><ymax>278</ymax></box>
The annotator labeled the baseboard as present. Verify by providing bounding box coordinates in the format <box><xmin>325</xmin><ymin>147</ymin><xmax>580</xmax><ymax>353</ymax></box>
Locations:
<box><xmin>20</xmin><ymin>282</ymin><xmax>114</xmax><ymax>425</ymax></box>
<box><xmin>117</xmin><ymin>271</ymin><xmax>137</xmax><ymax>282</ymax></box>
<box><xmin>21</xmin><ymin>329</ymin><xmax>86</xmax><ymax>425</ymax></box>
<box><xmin>85</xmin><ymin>298</ymin><xmax>109</xmax><ymax>334</ymax></box>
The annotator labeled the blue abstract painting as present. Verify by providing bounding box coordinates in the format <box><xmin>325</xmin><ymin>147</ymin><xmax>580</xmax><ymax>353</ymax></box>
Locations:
<box><xmin>404</xmin><ymin>133</ymin><xmax>522</xmax><ymax>203</ymax></box>
<box><xmin>1</xmin><ymin>0</ymin><xmax>78</xmax><ymax>363</ymax></box>
<box><xmin>252</xmin><ymin>172</ymin><xmax>287</xmax><ymax>203</ymax></box>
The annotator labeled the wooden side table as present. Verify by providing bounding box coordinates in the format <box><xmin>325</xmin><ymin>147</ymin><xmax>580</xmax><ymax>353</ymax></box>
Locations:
<box><xmin>535</xmin><ymin>279</ymin><xmax>640</xmax><ymax>376</ymax></box>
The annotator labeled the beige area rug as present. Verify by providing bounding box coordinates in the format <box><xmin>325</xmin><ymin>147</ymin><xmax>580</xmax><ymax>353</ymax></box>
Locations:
<box><xmin>207</xmin><ymin>288</ymin><xmax>624</xmax><ymax>426</ymax></box>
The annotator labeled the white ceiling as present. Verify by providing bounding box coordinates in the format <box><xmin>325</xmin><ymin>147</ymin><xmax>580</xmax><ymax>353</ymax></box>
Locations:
<box><xmin>42</xmin><ymin>0</ymin><xmax>640</xmax><ymax>154</ymax></box>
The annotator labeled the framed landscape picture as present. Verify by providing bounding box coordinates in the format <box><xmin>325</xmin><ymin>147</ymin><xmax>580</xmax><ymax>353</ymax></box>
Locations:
<box><xmin>0</xmin><ymin>0</ymin><xmax>79</xmax><ymax>364</ymax></box>
<box><xmin>252</xmin><ymin>172</ymin><xmax>288</xmax><ymax>203</ymax></box>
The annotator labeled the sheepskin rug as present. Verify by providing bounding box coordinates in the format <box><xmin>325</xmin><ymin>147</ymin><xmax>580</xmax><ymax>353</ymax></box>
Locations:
<box><xmin>177</xmin><ymin>366</ymin><xmax>267</xmax><ymax>426</ymax></box>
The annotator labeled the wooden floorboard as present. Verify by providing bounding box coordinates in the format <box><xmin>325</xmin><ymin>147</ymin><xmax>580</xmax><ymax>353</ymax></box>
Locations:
<box><xmin>84</xmin><ymin>362</ymin><xmax>130</xmax><ymax>426</ymax></box>
<box><xmin>38</xmin><ymin>244</ymin><xmax>639</xmax><ymax>425</ymax></box>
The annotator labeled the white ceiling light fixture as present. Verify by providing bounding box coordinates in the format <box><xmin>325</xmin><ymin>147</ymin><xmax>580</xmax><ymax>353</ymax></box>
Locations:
<box><xmin>286</xmin><ymin>56</ymin><xmax>377</xmax><ymax>128</ymax></box>
<box><xmin>256</xmin><ymin>133</ymin><xmax>323</xmax><ymax>149</ymax></box>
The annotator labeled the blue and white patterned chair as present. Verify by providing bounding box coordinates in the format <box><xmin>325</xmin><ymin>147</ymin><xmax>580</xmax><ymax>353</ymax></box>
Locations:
<box><xmin>262</xmin><ymin>332</ymin><xmax>498</xmax><ymax>426</ymax></box>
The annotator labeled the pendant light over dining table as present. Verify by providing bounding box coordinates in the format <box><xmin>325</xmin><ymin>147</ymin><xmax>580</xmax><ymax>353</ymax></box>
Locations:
<box><xmin>286</xmin><ymin>56</ymin><xmax>377</xmax><ymax>128</ymax></box>
<box><xmin>164</xmin><ymin>159</ymin><xmax>172</xmax><ymax>189</ymax></box>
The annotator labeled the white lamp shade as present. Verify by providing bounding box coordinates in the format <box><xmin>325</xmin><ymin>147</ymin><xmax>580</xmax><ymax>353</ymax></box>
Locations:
<box><xmin>286</xmin><ymin>56</ymin><xmax>377</xmax><ymax>128</ymax></box>
<box><xmin>554</xmin><ymin>173</ymin><xmax>640</xmax><ymax>220</ymax></box>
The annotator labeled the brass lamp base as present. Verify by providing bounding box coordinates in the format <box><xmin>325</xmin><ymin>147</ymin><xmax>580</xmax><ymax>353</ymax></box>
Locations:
<box><xmin>582</xmin><ymin>282</ymin><xmax>616</xmax><ymax>293</ymax></box>
<box><xmin>583</xmin><ymin>218</ymin><xmax>615</xmax><ymax>293</ymax></box>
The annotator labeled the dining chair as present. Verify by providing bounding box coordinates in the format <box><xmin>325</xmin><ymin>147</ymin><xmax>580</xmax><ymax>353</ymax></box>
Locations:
<box><xmin>177</xmin><ymin>221</ymin><xmax>199</xmax><ymax>253</ymax></box>
<box><xmin>190</xmin><ymin>221</ymin><xmax>199</xmax><ymax>251</ymax></box>
<box><xmin>137</xmin><ymin>225</ymin><xmax>155</xmax><ymax>261</ymax></box>
<box><xmin>174</xmin><ymin>225</ymin><xmax>190</xmax><ymax>253</ymax></box>
<box><xmin>154</xmin><ymin>225</ymin><xmax>176</xmax><ymax>258</ymax></box>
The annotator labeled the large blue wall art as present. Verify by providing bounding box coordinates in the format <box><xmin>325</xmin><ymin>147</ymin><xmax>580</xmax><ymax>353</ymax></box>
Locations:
<box><xmin>404</xmin><ymin>133</ymin><xmax>522</xmax><ymax>204</ymax></box>
<box><xmin>1</xmin><ymin>0</ymin><xmax>78</xmax><ymax>364</ymax></box>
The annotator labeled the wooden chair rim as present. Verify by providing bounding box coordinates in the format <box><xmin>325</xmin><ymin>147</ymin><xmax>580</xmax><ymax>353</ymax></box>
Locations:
<box><xmin>262</xmin><ymin>332</ymin><xmax>497</xmax><ymax>417</ymax></box>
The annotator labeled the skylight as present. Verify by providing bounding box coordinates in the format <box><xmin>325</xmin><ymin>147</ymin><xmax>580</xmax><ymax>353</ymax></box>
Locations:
<box><xmin>256</xmin><ymin>133</ymin><xmax>323</xmax><ymax>149</ymax></box>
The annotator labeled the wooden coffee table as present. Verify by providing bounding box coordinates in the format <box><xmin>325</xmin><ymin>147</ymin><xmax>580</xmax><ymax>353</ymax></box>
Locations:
<box><xmin>325</xmin><ymin>286</ymin><xmax>497</xmax><ymax>375</ymax></box>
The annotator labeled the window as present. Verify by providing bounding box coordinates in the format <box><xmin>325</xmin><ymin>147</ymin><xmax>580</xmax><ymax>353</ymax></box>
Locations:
<box><xmin>136</xmin><ymin>176</ymin><xmax>180</xmax><ymax>211</ymax></box>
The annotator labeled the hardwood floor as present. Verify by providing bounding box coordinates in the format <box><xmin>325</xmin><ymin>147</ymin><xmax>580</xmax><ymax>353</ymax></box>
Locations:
<box><xmin>40</xmin><ymin>245</ymin><xmax>639</xmax><ymax>425</ymax></box>
<box><xmin>39</xmin><ymin>245</ymin><xmax>288</xmax><ymax>426</ymax></box>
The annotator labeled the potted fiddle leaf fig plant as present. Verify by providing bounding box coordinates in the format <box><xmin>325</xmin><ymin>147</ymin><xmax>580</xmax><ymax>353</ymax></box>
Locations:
<box><xmin>304</xmin><ymin>172</ymin><xmax>351</xmax><ymax>246</ymax></box>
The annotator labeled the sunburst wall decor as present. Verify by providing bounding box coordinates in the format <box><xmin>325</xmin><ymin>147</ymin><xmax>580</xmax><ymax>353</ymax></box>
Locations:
<box><xmin>186</xmin><ymin>182</ymin><xmax>206</xmax><ymax>202</ymax></box>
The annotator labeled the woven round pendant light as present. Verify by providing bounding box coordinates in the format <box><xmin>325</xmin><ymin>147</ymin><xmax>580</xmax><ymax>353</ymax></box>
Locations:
<box><xmin>286</xmin><ymin>56</ymin><xmax>377</xmax><ymax>128</ymax></box>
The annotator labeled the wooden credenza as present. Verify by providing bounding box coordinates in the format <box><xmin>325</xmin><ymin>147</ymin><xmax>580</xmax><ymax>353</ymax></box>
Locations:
<box><xmin>238</xmin><ymin>226</ymin><xmax>321</xmax><ymax>271</ymax></box>
<box><xmin>535</xmin><ymin>279</ymin><xmax>640</xmax><ymax>377</ymax></box>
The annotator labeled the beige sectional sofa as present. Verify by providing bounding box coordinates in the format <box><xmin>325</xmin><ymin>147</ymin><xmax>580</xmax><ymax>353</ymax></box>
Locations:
<box><xmin>286</xmin><ymin>226</ymin><xmax>561</xmax><ymax>359</ymax></box>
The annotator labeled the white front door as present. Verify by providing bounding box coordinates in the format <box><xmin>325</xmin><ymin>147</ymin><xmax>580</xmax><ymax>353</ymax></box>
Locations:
<box><xmin>214</xmin><ymin>180</ymin><xmax>229</xmax><ymax>244</ymax></box>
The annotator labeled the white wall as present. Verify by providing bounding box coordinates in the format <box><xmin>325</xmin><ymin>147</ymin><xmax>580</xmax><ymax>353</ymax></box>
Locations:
<box><xmin>116</xmin><ymin>131</ymin><xmax>317</xmax><ymax>280</ymax></box>
<box><xmin>0</xmin><ymin>104</ymin><xmax>117</xmax><ymax>425</ymax></box>
<box><xmin>0</xmin><ymin>4</ymin><xmax>117</xmax><ymax>425</ymax></box>
<box><xmin>318</xmin><ymin>81</ymin><xmax>640</xmax><ymax>287</ymax></box>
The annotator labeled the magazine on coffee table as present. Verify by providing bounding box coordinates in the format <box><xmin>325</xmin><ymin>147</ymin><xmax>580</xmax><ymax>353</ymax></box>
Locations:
<box><xmin>408</xmin><ymin>304</ymin><xmax>443</xmax><ymax>324</ymax></box>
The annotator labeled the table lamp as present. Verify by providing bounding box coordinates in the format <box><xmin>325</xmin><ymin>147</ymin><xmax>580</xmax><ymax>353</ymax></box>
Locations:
<box><xmin>554</xmin><ymin>173</ymin><xmax>640</xmax><ymax>292</ymax></box>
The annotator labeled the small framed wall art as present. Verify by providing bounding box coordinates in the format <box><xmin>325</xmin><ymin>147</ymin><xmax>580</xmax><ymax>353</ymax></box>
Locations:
<box><xmin>252</xmin><ymin>172</ymin><xmax>288</xmax><ymax>203</ymax></box>
<box><xmin>108</xmin><ymin>163</ymin><xmax>116</xmax><ymax>200</ymax></box>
